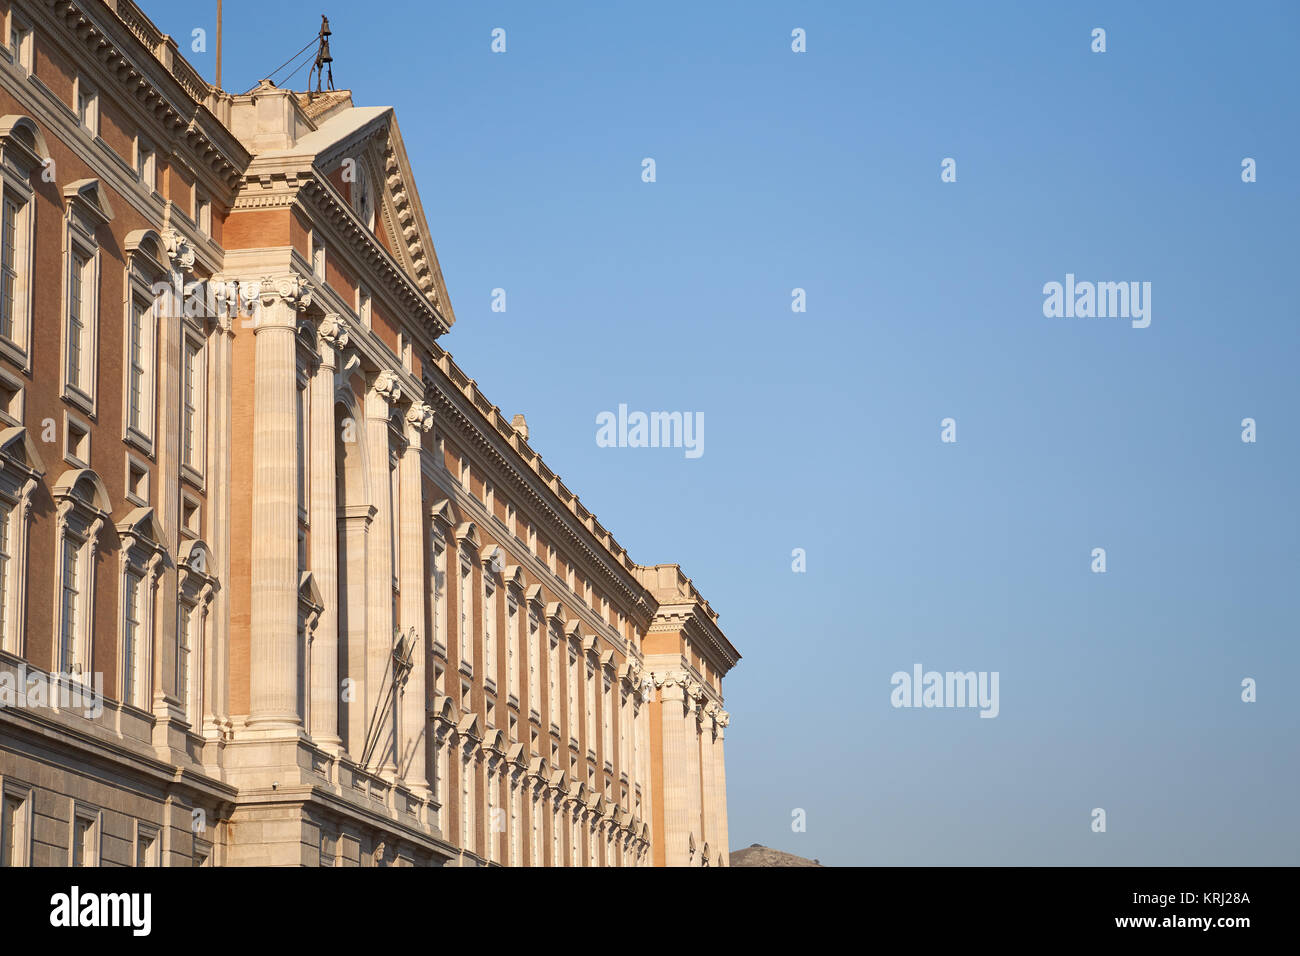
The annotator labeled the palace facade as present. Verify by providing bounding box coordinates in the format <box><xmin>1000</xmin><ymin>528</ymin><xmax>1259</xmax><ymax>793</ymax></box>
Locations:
<box><xmin>0</xmin><ymin>0</ymin><xmax>738</xmax><ymax>866</ymax></box>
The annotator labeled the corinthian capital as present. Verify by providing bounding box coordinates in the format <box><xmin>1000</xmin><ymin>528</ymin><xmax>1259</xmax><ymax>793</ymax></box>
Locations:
<box><xmin>161</xmin><ymin>228</ymin><xmax>196</xmax><ymax>274</ymax></box>
<box><xmin>406</xmin><ymin>401</ymin><xmax>435</xmax><ymax>433</ymax></box>
<box><xmin>258</xmin><ymin>273</ymin><xmax>313</xmax><ymax>311</ymax></box>
<box><xmin>372</xmin><ymin>370</ymin><xmax>402</xmax><ymax>404</ymax></box>
<box><xmin>717</xmin><ymin>710</ymin><xmax>730</xmax><ymax>728</ymax></box>
<box><xmin>318</xmin><ymin>313</ymin><xmax>350</xmax><ymax>349</ymax></box>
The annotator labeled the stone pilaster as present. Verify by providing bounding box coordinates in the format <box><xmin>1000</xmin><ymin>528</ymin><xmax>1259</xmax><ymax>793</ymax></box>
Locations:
<box><xmin>684</xmin><ymin>680</ymin><xmax>705</xmax><ymax>866</ymax></box>
<box><xmin>654</xmin><ymin>673</ymin><xmax>694</xmax><ymax>866</ymax></box>
<box><xmin>713</xmin><ymin>710</ymin><xmax>730</xmax><ymax>866</ymax></box>
<box><xmin>308</xmin><ymin>314</ymin><xmax>348</xmax><ymax>749</ymax></box>
<box><xmin>248</xmin><ymin>274</ymin><xmax>311</xmax><ymax>728</ymax></box>
<box><xmin>399</xmin><ymin>401</ymin><xmax>434</xmax><ymax>795</ymax></box>
<box><xmin>700</xmin><ymin>702</ymin><xmax>720</xmax><ymax>863</ymax></box>
<box><xmin>364</xmin><ymin>370</ymin><xmax>401</xmax><ymax>772</ymax></box>
<box><xmin>150</xmin><ymin>231</ymin><xmax>193</xmax><ymax>741</ymax></box>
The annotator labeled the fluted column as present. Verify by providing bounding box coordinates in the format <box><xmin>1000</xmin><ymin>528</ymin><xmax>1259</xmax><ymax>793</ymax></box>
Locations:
<box><xmin>399</xmin><ymin>401</ymin><xmax>434</xmax><ymax>794</ymax></box>
<box><xmin>700</xmin><ymin>703</ymin><xmax>720</xmax><ymax>863</ymax></box>
<box><xmin>655</xmin><ymin>674</ymin><xmax>693</xmax><ymax>866</ymax></box>
<box><xmin>364</xmin><ymin>370</ymin><xmax>401</xmax><ymax>773</ymax></box>
<box><xmin>713</xmin><ymin>710</ymin><xmax>730</xmax><ymax>866</ymax></box>
<box><xmin>207</xmin><ymin>293</ymin><xmax>236</xmax><ymax>741</ymax></box>
<box><xmin>684</xmin><ymin>682</ymin><xmax>704</xmax><ymax>866</ymax></box>
<box><xmin>248</xmin><ymin>275</ymin><xmax>310</xmax><ymax>728</ymax></box>
<box><xmin>309</xmin><ymin>315</ymin><xmax>348</xmax><ymax>749</ymax></box>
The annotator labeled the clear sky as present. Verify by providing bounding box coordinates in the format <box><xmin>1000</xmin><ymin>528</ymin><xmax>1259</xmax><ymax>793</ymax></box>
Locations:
<box><xmin>159</xmin><ymin>0</ymin><xmax>1299</xmax><ymax>865</ymax></box>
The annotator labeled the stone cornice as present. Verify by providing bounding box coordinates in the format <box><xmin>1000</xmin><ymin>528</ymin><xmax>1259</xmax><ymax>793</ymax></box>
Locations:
<box><xmin>44</xmin><ymin>0</ymin><xmax>248</xmax><ymax>193</ymax></box>
<box><xmin>648</xmin><ymin>602</ymin><xmax>741</xmax><ymax>675</ymax></box>
<box><xmin>425</xmin><ymin>362</ymin><xmax>655</xmax><ymax>628</ymax></box>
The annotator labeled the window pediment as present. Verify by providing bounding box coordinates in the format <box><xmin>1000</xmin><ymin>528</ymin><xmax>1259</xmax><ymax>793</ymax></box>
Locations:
<box><xmin>115</xmin><ymin>506</ymin><xmax>165</xmax><ymax>557</ymax></box>
<box><xmin>0</xmin><ymin>426</ymin><xmax>46</xmax><ymax>478</ymax></box>
<box><xmin>0</xmin><ymin>114</ymin><xmax>48</xmax><ymax>174</ymax></box>
<box><xmin>124</xmin><ymin>229</ymin><xmax>168</xmax><ymax>279</ymax></box>
<box><xmin>52</xmin><ymin>467</ymin><xmax>111</xmax><ymax>516</ymax></box>
<box><xmin>63</xmin><ymin>179</ymin><xmax>114</xmax><ymax>230</ymax></box>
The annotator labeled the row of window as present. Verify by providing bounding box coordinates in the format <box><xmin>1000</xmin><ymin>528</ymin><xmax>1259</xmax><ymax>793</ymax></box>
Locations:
<box><xmin>0</xmin><ymin>784</ymin><xmax>211</xmax><ymax>867</ymax></box>
<box><xmin>430</xmin><ymin>538</ymin><xmax>644</xmax><ymax>788</ymax></box>
<box><xmin>430</xmin><ymin>740</ymin><xmax>645</xmax><ymax>866</ymax></box>
<box><xmin>450</xmin><ymin>453</ymin><xmax>629</xmax><ymax>645</ymax></box>
<box><xmin>5</xmin><ymin>10</ymin><xmax>214</xmax><ymax>236</ymax></box>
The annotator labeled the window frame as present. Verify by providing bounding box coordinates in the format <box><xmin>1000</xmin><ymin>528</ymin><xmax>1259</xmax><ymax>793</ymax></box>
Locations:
<box><xmin>6</xmin><ymin>12</ymin><xmax>33</xmax><ymax>73</ymax></box>
<box><xmin>73</xmin><ymin>76</ymin><xmax>99</xmax><ymax>137</ymax></box>
<box><xmin>0</xmin><ymin>781</ymin><xmax>32</xmax><ymax>867</ymax></box>
<box><xmin>61</xmin><ymin>216</ymin><xmax>100</xmax><ymax>415</ymax></box>
<box><xmin>180</xmin><ymin>327</ymin><xmax>207</xmax><ymax>485</ymax></box>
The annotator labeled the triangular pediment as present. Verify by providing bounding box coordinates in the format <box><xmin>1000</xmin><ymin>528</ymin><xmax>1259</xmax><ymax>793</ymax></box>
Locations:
<box><xmin>0</xmin><ymin>426</ymin><xmax>46</xmax><ymax>476</ymax></box>
<box><xmin>302</xmin><ymin>107</ymin><xmax>455</xmax><ymax>333</ymax></box>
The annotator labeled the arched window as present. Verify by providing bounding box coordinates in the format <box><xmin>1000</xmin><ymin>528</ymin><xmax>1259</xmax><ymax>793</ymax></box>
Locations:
<box><xmin>0</xmin><ymin>426</ymin><xmax>43</xmax><ymax>654</ymax></box>
<box><xmin>51</xmin><ymin>469</ymin><xmax>110</xmax><ymax>680</ymax></box>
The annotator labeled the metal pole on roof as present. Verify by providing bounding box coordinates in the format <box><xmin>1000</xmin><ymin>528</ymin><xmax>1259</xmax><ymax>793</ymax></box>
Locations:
<box><xmin>215</xmin><ymin>0</ymin><xmax>222</xmax><ymax>90</ymax></box>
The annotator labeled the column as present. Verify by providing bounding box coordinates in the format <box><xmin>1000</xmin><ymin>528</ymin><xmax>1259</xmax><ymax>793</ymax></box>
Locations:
<box><xmin>399</xmin><ymin>401</ymin><xmax>434</xmax><ymax>794</ymax></box>
<box><xmin>309</xmin><ymin>314</ymin><xmax>348</xmax><ymax>749</ymax></box>
<box><xmin>364</xmin><ymin>370</ymin><xmax>401</xmax><ymax>772</ymax></box>
<box><xmin>248</xmin><ymin>275</ymin><xmax>310</xmax><ymax>728</ymax></box>
<box><xmin>700</xmin><ymin>703</ymin><xmax>720</xmax><ymax>862</ymax></box>
<box><xmin>207</xmin><ymin>293</ymin><xmax>235</xmax><ymax>739</ymax></box>
<box><xmin>152</xmin><ymin>233</ymin><xmax>192</xmax><ymax>725</ymax></box>
<box><xmin>713</xmin><ymin>710</ymin><xmax>730</xmax><ymax>866</ymax></box>
<box><xmin>684</xmin><ymin>682</ymin><xmax>704</xmax><ymax>866</ymax></box>
<box><xmin>655</xmin><ymin>674</ymin><xmax>693</xmax><ymax>866</ymax></box>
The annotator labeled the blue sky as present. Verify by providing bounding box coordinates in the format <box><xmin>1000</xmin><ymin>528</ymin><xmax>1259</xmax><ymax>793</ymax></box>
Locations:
<box><xmin>161</xmin><ymin>1</ymin><xmax>1299</xmax><ymax>865</ymax></box>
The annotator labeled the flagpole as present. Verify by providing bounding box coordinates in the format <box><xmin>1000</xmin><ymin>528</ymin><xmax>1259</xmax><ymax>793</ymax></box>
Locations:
<box><xmin>215</xmin><ymin>0</ymin><xmax>223</xmax><ymax>89</ymax></box>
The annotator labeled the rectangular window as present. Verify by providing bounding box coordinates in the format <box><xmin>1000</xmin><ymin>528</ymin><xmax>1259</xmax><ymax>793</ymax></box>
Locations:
<box><xmin>72</xmin><ymin>812</ymin><xmax>97</xmax><ymax>867</ymax></box>
<box><xmin>181</xmin><ymin>337</ymin><xmax>205</xmax><ymax>473</ymax></box>
<box><xmin>0</xmin><ymin>502</ymin><xmax>10</xmax><ymax>641</ymax></box>
<box><xmin>460</xmin><ymin>755</ymin><xmax>475</xmax><ymax>850</ymax></box>
<box><xmin>567</xmin><ymin>653</ymin><xmax>578</xmax><ymax>741</ymax></box>
<box><xmin>8</xmin><ymin>16</ymin><xmax>32</xmax><ymax>73</ymax></box>
<box><xmin>67</xmin><ymin>251</ymin><xmax>89</xmax><ymax>391</ymax></box>
<box><xmin>135</xmin><ymin>139</ymin><xmax>156</xmax><ymax>192</ymax></box>
<box><xmin>135</xmin><ymin>827</ymin><xmax>158</xmax><ymax>867</ymax></box>
<box><xmin>196</xmin><ymin>196</ymin><xmax>211</xmax><ymax>236</ymax></box>
<box><xmin>59</xmin><ymin>537</ymin><xmax>80</xmax><ymax>674</ymax></box>
<box><xmin>507</xmin><ymin>599</ymin><xmax>519</xmax><ymax>701</ymax></box>
<box><xmin>0</xmin><ymin>792</ymin><xmax>29</xmax><ymax>866</ymax></box>
<box><xmin>586</xmin><ymin>666</ymin><xmax>596</xmax><ymax>745</ymax></box>
<box><xmin>431</xmin><ymin>540</ymin><xmax>446</xmax><ymax>653</ymax></box>
<box><xmin>177</xmin><ymin>603</ymin><xmax>192</xmax><ymax>720</ymax></box>
<box><xmin>526</xmin><ymin>615</ymin><xmax>539</xmax><ymax>714</ymax></box>
<box><xmin>459</xmin><ymin>560</ymin><xmax>473</xmax><ymax>671</ymax></box>
<box><xmin>483</xmin><ymin>581</ymin><xmax>497</xmax><ymax>686</ymax></box>
<box><xmin>603</xmin><ymin>679</ymin><xmax>613</xmax><ymax>760</ymax></box>
<box><xmin>75</xmin><ymin>79</ymin><xmax>97</xmax><ymax>135</ymax></box>
<box><xmin>357</xmin><ymin>286</ymin><xmax>371</xmax><ymax>328</ymax></box>
<box><xmin>0</xmin><ymin>193</ymin><xmax>19</xmax><ymax>341</ymax></box>
<box><xmin>122</xmin><ymin>571</ymin><xmax>143</xmax><ymax>707</ymax></box>
<box><xmin>548</xmin><ymin>631</ymin><xmax>559</xmax><ymax>727</ymax></box>
<box><xmin>127</xmin><ymin>296</ymin><xmax>150</xmax><ymax>434</ymax></box>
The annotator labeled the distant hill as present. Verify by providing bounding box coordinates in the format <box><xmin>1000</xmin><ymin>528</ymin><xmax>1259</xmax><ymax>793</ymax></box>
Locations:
<box><xmin>729</xmin><ymin>843</ymin><xmax>823</xmax><ymax>867</ymax></box>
